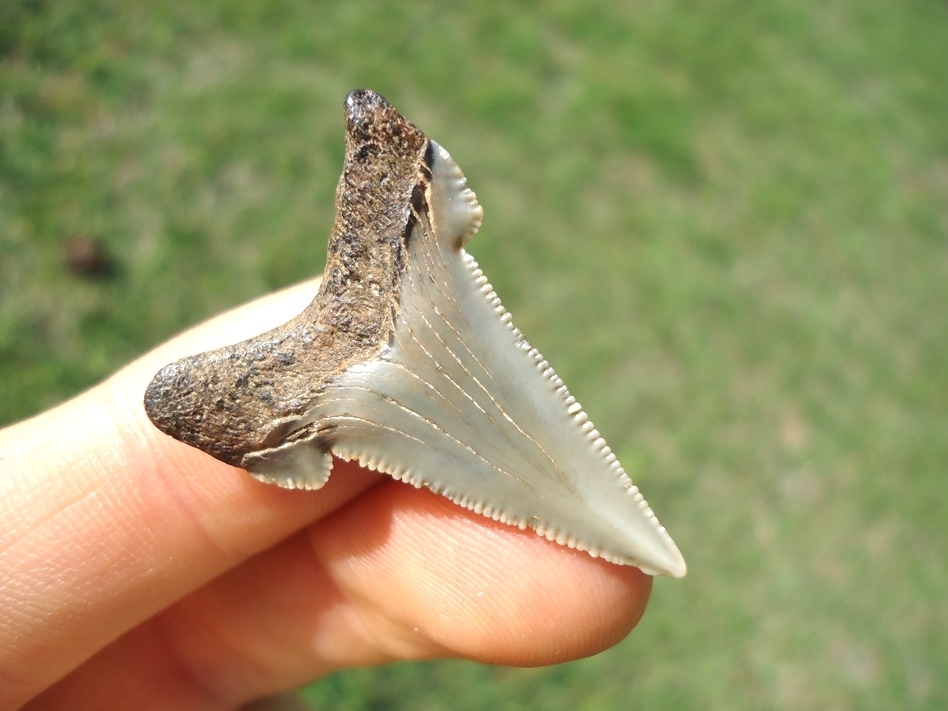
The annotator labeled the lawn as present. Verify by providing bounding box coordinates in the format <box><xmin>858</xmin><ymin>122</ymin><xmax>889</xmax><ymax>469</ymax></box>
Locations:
<box><xmin>2</xmin><ymin>0</ymin><xmax>946</xmax><ymax>708</ymax></box>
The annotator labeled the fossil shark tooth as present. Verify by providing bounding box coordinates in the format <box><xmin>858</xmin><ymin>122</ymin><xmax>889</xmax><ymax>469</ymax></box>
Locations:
<box><xmin>144</xmin><ymin>89</ymin><xmax>686</xmax><ymax>577</ymax></box>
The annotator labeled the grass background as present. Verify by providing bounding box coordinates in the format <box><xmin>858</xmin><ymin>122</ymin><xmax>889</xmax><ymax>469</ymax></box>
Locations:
<box><xmin>2</xmin><ymin>0</ymin><xmax>946</xmax><ymax>708</ymax></box>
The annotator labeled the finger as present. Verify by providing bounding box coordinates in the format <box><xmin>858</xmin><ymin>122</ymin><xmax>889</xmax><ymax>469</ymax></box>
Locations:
<box><xmin>28</xmin><ymin>480</ymin><xmax>650</xmax><ymax>709</ymax></box>
<box><xmin>0</xmin><ymin>281</ymin><xmax>381</xmax><ymax>708</ymax></box>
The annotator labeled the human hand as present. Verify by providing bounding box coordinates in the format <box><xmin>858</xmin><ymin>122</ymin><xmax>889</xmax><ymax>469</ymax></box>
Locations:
<box><xmin>0</xmin><ymin>280</ymin><xmax>651</xmax><ymax>710</ymax></box>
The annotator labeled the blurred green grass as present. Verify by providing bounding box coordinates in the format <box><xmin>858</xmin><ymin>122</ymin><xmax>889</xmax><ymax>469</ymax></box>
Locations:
<box><xmin>2</xmin><ymin>0</ymin><xmax>946</xmax><ymax>708</ymax></box>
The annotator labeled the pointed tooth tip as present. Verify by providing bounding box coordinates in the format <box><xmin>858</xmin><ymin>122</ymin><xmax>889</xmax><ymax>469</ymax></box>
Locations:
<box><xmin>618</xmin><ymin>518</ymin><xmax>688</xmax><ymax>577</ymax></box>
<box><xmin>668</xmin><ymin>556</ymin><xmax>688</xmax><ymax>578</ymax></box>
<box><xmin>533</xmin><ymin>518</ymin><xmax>686</xmax><ymax>577</ymax></box>
<box><xmin>584</xmin><ymin>532</ymin><xmax>687</xmax><ymax>577</ymax></box>
<box><xmin>646</xmin><ymin>545</ymin><xmax>688</xmax><ymax>578</ymax></box>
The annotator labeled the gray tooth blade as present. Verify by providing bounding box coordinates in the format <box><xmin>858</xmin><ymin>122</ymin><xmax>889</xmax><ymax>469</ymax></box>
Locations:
<box><xmin>305</xmin><ymin>143</ymin><xmax>686</xmax><ymax>577</ymax></box>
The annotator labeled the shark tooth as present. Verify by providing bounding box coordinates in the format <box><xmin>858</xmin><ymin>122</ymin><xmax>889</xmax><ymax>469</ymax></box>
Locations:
<box><xmin>144</xmin><ymin>89</ymin><xmax>686</xmax><ymax>577</ymax></box>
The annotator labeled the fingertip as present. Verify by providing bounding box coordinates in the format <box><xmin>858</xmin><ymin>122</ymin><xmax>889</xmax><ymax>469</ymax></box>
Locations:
<box><xmin>311</xmin><ymin>483</ymin><xmax>653</xmax><ymax>667</ymax></box>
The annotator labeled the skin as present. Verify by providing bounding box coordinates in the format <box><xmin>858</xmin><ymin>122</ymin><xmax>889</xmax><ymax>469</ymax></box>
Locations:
<box><xmin>0</xmin><ymin>280</ymin><xmax>651</xmax><ymax>710</ymax></box>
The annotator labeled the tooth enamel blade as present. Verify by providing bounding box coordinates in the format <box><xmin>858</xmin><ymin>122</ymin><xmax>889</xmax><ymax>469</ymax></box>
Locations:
<box><xmin>312</xmin><ymin>143</ymin><xmax>686</xmax><ymax>577</ymax></box>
